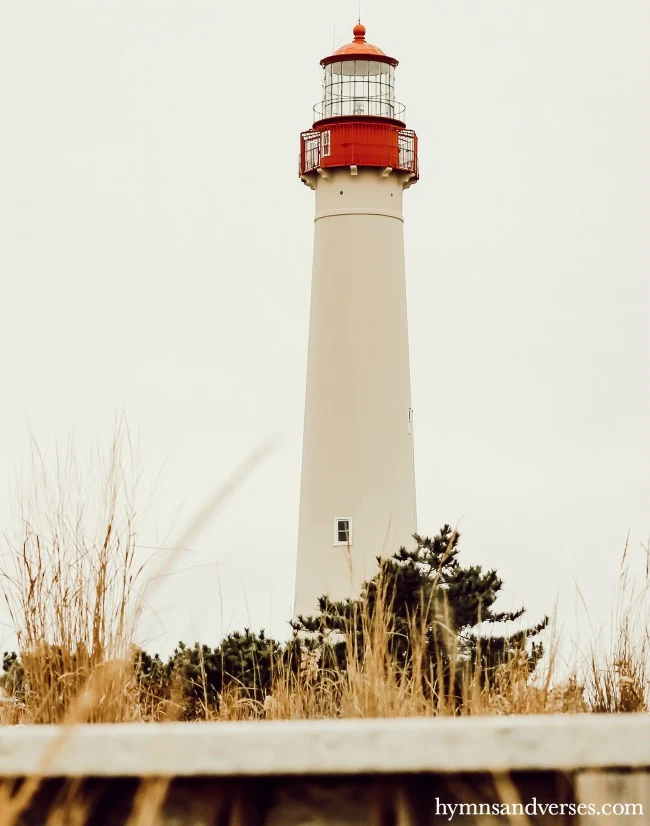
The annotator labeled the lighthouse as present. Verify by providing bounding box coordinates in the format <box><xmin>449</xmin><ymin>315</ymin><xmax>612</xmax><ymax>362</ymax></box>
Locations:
<box><xmin>294</xmin><ymin>24</ymin><xmax>419</xmax><ymax>618</ymax></box>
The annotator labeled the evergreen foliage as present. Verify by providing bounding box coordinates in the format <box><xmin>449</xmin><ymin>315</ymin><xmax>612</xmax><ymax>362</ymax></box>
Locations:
<box><xmin>2</xmin><ymin>527</ymin><xmax>547</xmax><ymax>715</ymax></box>
<box><xmin>130</xmin><ymin>630</ymin><xmax>281</xmax><ymax>718</ymax></box>
<box><xmin>293</xmin><ymin>526</ymin><xmax>548</xmax><ymax>697</ymax></box>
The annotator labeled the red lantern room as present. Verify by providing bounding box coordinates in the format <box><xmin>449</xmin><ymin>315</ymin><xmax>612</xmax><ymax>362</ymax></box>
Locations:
<box><xmin>299</xmin><ymin>24</ymin><xmax>419</xmax><ymax>181</ymax></box>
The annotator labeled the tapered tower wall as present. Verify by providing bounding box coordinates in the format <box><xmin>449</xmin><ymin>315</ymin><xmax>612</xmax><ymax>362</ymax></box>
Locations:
<box><xmin>294</xmin><ymin>166</ymin><xmax>416</xmax><ymax>618</ymax></box>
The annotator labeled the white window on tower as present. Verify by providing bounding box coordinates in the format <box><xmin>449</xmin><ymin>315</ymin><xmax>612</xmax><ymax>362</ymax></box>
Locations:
<box><xmin>321</xmin><ymin>130</ymin><xmax>331</xmax><ymax>158</ymax></box>
<box><xmin>334</xmin><ymin>518</ymin><xmax>352</xmax><ymax>546</ymax></box>
<box><xmin>408</xmin><ymin>406</ymin><xmax>414</xmax><ymax>435</ymax></box>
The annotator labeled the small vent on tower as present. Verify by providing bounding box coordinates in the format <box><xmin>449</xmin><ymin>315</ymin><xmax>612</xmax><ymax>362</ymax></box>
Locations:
<box><xmin>334</xmin><ymin>518</ymin><xmax>352</xmax><ymax>546</ymax></box>
<box><xmin>408</xmin><ymin>406</ymin><xmax>414</xmax><ymax>435</ymax></box>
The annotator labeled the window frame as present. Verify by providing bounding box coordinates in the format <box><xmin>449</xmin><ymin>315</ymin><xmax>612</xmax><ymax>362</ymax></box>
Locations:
<box><xmin>320</xmin><ymin>129</ymin><xmax>331</xmax><ymax>158</ymax></box>
<box><xmin>333</xmin><ymin>517</ymin><xmax>352</xmax><ymax>546</ymax></box>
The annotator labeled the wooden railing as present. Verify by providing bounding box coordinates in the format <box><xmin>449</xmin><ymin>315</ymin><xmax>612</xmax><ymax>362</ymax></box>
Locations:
<box><xmin>1</xmin><ymin>716</ymin><xmax>649</xmax><ymax>824</ymax></box>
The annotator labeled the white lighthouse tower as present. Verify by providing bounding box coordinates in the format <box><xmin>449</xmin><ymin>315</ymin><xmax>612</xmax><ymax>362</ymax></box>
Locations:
<box><xmin>294</xmin><ymin>23</ymin><xmax>419</xmax><ymax>618</ymax></box>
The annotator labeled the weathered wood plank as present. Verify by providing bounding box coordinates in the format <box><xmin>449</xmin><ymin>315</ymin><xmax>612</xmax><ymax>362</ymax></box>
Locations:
<box><xmin>1</xmin><ymin>716</ymin><xmax>649</xmax><ymax>779</ymax></box>
<box><xmin>576</xmin><ymin>771</ymin><xmax>650</xmax><ymax>825</ymax></box>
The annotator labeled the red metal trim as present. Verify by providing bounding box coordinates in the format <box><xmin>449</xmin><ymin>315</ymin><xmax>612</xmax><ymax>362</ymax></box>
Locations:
<box><xmin>313</xmin><ymin>115</ymin><xmax>406</xmax><ymax>130</ymax></box>
<box><xmin>321</xmin><ymin>53</ymin><xmax>398</xmax><ymax>68</ymax></box>
<box><xmin>320</xmin><ymin>22</ymin><xmax>399</xmax><ymax>68</ymax></box>
<box><xmin>299</xmin><ymin>121</ymin><xmax>418</xmax><ymax>180</ymax></box>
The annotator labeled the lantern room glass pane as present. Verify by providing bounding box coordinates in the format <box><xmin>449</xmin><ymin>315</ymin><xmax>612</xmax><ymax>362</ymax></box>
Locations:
<box><xmin>322</xmin><ymin>59</ymin><xmax>396</xmax><ymax>119</ymax></box>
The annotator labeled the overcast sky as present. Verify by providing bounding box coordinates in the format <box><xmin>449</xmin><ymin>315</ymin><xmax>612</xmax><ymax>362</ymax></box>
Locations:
<box><xmin>1</xmin><ymin>1</ymin><xmax>648</xmax><ymax>658</ymax></box>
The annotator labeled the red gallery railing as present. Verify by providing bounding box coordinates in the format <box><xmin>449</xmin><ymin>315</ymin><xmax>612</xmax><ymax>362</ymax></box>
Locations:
<box><xmin>300</xmin><ymin>122</ymin><xmax>418</xmax><ymax>179</ymax></box>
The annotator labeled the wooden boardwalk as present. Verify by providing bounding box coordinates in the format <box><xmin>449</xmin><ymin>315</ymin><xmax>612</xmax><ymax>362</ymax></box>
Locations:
<box><xmin>1</xmin><ymin>716</ymin><xmax>649</xmax><ymax>824</ymax></box>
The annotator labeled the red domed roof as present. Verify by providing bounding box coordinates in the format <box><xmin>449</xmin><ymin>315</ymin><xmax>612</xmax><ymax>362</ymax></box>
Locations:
<box><xmin>321</xmin><ymin>23</ymin><xmax>398</xmax><ymax>67</ymax></box>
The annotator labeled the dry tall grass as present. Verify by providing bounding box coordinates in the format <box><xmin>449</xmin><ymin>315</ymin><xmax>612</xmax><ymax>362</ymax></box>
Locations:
<box><xmin>0</xmin><ymin>435</ymin><xmax>647</xmax><ymax>825</ymax></box>
<box><xmin>0</xmin><ymin>424</ymin><xmax>146</xmax><ymax>723</ymax></box>
<box><xmin>584</xmin><ymin>537</ymin><xmax>650</xmax><ymax>713</ymax></box>
<box><xmin>0</xmin><ymin>431</ymin><xmax>647</xmax><ymax>726</ymax></box>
